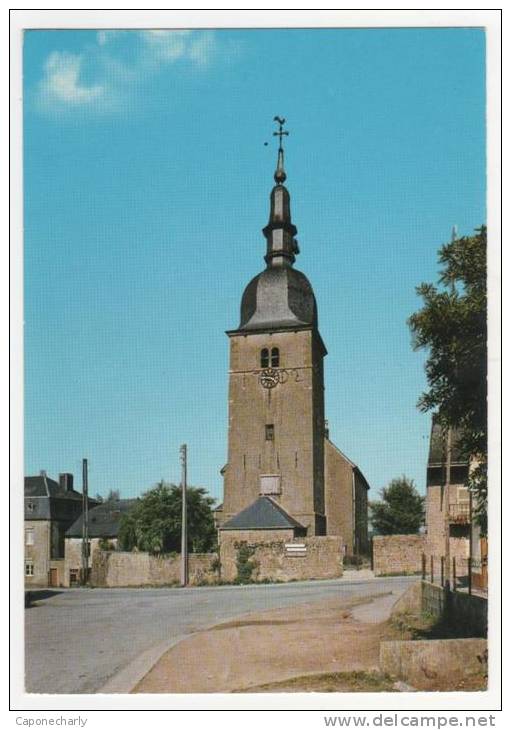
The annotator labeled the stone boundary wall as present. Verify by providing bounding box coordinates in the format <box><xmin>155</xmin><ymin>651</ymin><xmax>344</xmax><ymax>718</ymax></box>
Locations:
<box><xmin>380</xmin><ymin>638</ymin><xmax>487</xmax><ymax>690</ymax></box>
<box><xmin>372</xmin><ymin>534</ymin><xmax>425</xmax><ymax>576</ymax></box>
<box><xmin>91</xmin><ymin>550</ymin><xmax>218</xmax><ymax>587</ymax></box>
<box><xmin>219</xmin><ymin>534</ymin><xmax>343</xmax><ymax>583</ymax></box>
<box><xmin>421</xmin><ymin>581</ymin><xmax>487</xmax><ymax>636</ymax></box>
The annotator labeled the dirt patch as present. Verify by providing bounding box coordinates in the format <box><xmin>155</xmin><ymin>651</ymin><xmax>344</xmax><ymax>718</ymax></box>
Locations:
<box><xmin>133</xmin><ymin>593</ymin><xmax>398</xmax><ymax>693</ymax></box>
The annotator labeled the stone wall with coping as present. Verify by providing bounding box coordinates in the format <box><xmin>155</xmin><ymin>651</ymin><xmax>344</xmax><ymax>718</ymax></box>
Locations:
<box><xmin>380</xmin><ymin>638</ymin><xmax>487</xmax><ymax>690</ymax></box>
<box><xmin>372</xmin><ymin>534</ymin><xmax>425</xmax><ymax>576</ymax></box>
<box><xmin>219</xmin><ymin>532</ymin><xmax>343</xmax><ymax>583</ymax></box>
<box><xmin>421</xmin><ymin>580</ymin><xmax>487</xmax><ymax>636</ymax></box>
<box><xmin>90</xmin><ymin>550</ymin><xmax>219</xmax><ymax>587</ymax></box>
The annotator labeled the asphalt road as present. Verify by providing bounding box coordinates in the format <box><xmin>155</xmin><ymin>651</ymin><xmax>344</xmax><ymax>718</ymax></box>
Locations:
<box><xmin>25</xmin><ymin>575</ymin><xmax>417</xmax><ymax>694</ymax></box>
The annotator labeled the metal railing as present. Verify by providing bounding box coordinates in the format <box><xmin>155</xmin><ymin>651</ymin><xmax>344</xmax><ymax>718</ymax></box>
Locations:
<box><xmin>421</xmin><ymin>553</ymin><xmax>487</xmax><ymax>595</ymax></box>
<box><xmin>448</xmin><ymin>502</ymin><xmax>471</xmax><ymax>523</ymax></box>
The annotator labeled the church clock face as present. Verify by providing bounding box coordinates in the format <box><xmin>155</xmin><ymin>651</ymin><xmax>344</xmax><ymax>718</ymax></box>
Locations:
<box><xmin>259</xmin><ymin>368</ymin><xmax>279</xmax><ymax>389</ymax></box>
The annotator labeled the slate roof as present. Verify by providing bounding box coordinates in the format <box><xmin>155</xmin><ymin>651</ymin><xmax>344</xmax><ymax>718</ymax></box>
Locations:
<box><xmin>25</xmin><ymin>475</ymin><xmax>84</xmax><ymax>501</ymax></box>
<box><xmin>65</xmin><ymin>499</ymin><xmax>138</xmax><ymax>538</ymax></box>
<box><xmin>237</xmin><ymin>267</ymin><xmax>318</xmax><ymax>333</ymax></box>
<box><xmin>428</xmin><ymin>419</ymin><xmax>468</xmax><ymax>466</ymax></box>
<box><xmin>220</xmin><ymin>496</ymin><xmax>304</xmax><ymax>531</ymax></box>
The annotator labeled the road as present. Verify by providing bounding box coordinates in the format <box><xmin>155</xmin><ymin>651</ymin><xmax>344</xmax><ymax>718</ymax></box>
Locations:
<box><xmin>25</xmin><ymin>575</ymin><xmax>417</xmax><ymax>694</ymax></box>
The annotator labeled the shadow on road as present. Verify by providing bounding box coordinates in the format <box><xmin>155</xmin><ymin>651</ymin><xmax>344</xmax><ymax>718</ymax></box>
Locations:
<box><xmin>25</xmin><ymin>590</ymin><xmax>63</xmax><ymax>608</ymax></box>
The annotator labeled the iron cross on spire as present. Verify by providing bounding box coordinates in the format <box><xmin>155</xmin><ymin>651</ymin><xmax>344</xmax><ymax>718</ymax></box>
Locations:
<box><xmin>273</xmin><ymin>116</ymin><xmax>289</xmax><ymax>149</ymax></box>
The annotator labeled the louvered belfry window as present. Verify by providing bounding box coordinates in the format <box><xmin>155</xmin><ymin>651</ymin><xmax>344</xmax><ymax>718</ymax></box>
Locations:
<box><xmin>271</xmin><ymin>347</ymin><xmax>280</xmax><ymax>367</ymax></box>
<box><xmin>260</xmin><ymin>348</ymin><xmax>269</xmax><ymax>368</ymax></box>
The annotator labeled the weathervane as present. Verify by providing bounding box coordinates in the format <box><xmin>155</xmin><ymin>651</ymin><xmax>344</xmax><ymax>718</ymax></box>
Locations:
<box><xmin>264</xmin><ymin>116</ymin><xmax>288</xmax><ymax>184</ymax></box>
<box><xmin>273</xmin><ymin>116</ymin><xmax>289</xmax><ymax>150</ymax></box>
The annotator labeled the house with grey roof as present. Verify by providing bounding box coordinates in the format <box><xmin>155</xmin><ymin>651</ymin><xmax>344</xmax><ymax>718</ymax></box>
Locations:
<box><xmin>24</xmin><ymin>472</ymin><xmax>98</xmax><ymax>587</ymax></box>
<box><xmin>64</xmin><ymin>499</ymin><xmax>138</xmax><ymax>586</ymax></box>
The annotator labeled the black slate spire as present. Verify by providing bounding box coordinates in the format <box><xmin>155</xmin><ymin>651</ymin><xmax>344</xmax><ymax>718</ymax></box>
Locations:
<box><xmin>262</xmin><ymin>117</ymin><xmax>299</xmax><ymax>268</ymax></box>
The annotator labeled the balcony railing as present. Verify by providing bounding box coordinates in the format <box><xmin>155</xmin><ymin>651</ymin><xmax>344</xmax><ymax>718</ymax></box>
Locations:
<box><xmin>448</xmin><ymin>502</ymin><xmax>471</xmax><ymax>523</ymax></box>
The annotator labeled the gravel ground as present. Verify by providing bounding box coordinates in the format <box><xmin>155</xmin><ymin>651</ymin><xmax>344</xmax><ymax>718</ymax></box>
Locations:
<box><xmin>25</xmin><ymin>575</ymin><xmax>416</xmax><ymax>694</ymax></box>
<box><xmin>134</xmin><ymin>591</ymin><xmax>403</xmax><ymax>693</ymax></box>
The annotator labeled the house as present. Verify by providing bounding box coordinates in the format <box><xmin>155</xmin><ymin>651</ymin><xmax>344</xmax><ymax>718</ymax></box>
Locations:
<box><xmin>64</xmin><ymin>498</ymin><xmax>137</xmax><ymax>586</ymax></box>
<box><xmin>425</xmin><ymin>419</ymin><xmax>481</xmax><ymax>582</ymax></box>
<box><xmin>24</xmin><ymin>472</ymin><xmax>97</xmax><ymax>587</ymax></box>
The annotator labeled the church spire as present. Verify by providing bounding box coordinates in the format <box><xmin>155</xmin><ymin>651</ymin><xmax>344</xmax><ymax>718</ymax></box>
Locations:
<box><xmin>263</xmin><ymin>116</ymin><xmax>299</xmax><ymax>268</ymax></box>
<box><xmin>273</xmin><ymin>115</ymin><xmax>288</xmax><ymax>184</ymax></box>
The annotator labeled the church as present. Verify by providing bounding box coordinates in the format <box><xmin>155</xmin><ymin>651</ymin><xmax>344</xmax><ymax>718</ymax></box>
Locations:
<box><xmin>215</xmin><ymin>119</ymin><xmax>369</xmax><ymax>559</ymax></box>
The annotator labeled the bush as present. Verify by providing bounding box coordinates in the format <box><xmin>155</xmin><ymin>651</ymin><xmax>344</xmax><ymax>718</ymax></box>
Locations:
<box><xmin>235</xmin><ymin>543</ymin><xmax>258</xmax><ymax>584</ymax></box>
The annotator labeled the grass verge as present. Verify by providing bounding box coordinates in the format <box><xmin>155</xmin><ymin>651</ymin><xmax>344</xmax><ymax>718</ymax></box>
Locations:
<box><xmin>236</xmin><ymin>671</ymin><xmax>397</xmax><ymax>693</ymax></box>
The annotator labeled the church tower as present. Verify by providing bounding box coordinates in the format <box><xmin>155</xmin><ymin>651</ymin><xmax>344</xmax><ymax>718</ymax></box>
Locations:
<box><xmin>221</xmin><ymin>118</ymin><xmax>327</xmax><ymax>536</ymax></box>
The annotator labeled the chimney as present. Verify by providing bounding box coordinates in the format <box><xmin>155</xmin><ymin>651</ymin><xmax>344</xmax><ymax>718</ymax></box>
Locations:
<box><xmin>59</xmin><ymin>473</ymin><xmax>74</xmax><ymax>492</ymax></box>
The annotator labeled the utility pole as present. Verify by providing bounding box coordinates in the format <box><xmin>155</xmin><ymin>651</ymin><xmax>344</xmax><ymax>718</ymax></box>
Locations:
<box><xmin>444</xmin><ymin>428</ymin><xmax>452</xmax><ymax>587</ymax></box>
<box><xmin>81</xmin><ymin>458</ymin><xmax>89</xmax><ymax>586</ymax></box>
<box><xmin>180</xmin><ymin>444</ymin><xmax>188</xmax><ymax>587</ymax></box>
<box><xmin>468</xmin><ymin>486</ymin><xmax>473</xmax><ymax>594</ymax></box>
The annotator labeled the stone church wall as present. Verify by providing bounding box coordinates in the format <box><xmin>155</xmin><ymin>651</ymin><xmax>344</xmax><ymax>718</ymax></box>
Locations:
<box><xmin>372</xmin><ymin>534</ymin><xmax>425</xmax><ymax>576</ymax></box>
<box><xmin>219</xmin><ymin>533</ymin><xmax>343</xmax><ymax>583</ymax></box>
<box><xmin>223</xmin><ymin>329</ymin><xmax>326</xmax><ymax>534</ymax></box>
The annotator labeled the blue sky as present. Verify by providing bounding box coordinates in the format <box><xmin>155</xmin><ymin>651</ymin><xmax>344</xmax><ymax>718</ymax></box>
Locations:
<box><xmin>23</xmin><ymin>28</ymin><xmax>486</xmax><ymax>503</ymax></box>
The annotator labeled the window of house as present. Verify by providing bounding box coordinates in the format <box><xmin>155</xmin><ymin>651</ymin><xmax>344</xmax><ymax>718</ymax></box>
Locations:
<box><xmin>271</xmin><ymin>347</ymin><xmax>280</xmax><ymax>367</ymax></box>
<box><xmin>265</xmin><ymin>424</ymin><xmax>275</xmax><ymax>441</ymax></box>
<box><xmin>25</xmin><ymin>561</ymin><xmax>34</xmax><ymax>577</ymax></box>
<box><xmin>25</xmin><ymin>528</ymin><xmax>34</xmax><ymax>546</ymax></box>
<box><xmin>260</xmin><ymin>348</ymin><xmax>269</xmax><ymax>368</ymax></box>
<box><xmin>69</xmin><ymin>569</ymin><xmax>79</xmax><ymax>586</ymax></box>
<box><xmin>26</xmin><ymin>501</ymin><xmax>35</xmax><ymax>513</ymax></box>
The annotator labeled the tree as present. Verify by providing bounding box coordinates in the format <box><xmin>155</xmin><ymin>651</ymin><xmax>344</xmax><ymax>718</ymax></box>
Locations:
<box><xmin>408</xmin><ymin>226</ymin><xmax>487</xmax><ymax>531</ymax></box>
<box><xmin>370</xmin><ymin>477</ymin><xmax>425</xmax><ymax>535</ymax></box>
<box><xmin>117</xmin><ymin>481</ymin><xmax>217</xmax><ymax>554</ymax></box>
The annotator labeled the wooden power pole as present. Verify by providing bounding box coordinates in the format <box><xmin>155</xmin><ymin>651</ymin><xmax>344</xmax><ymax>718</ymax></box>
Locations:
<box><xmin>81</xmin><ymin>458</ymin><xmax>89</xmax><ymax>585</ymax></box>
<box><xmin>180</xmin><ymin>444</ymin><xmax>188</xmax><ymax>587</ymax></box>
<box><xmin>444</xmin><ymin>428</ymin><xmax>452</xmax><ymax>587</ymax></box>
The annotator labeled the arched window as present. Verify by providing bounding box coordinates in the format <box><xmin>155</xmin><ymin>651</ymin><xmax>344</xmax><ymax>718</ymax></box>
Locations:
<box><xmin>260</xmin><ymin>348</ymin><xmax>269</xmax><ymax>368</ymax></box>
<box><xmin>271</xmin><ymin>347</ymin><xmax>280</xmax><ymax>367</ymax></box>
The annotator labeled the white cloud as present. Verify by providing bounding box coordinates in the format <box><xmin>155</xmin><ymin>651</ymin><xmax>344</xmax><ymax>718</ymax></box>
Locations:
<box><xmin>140</xmin><ymin>30</ymin><xmax>192</xmax><ymax>63</ymax></box>
<box><xmin>38</xmin><ymin>51</ymin><xmax>105</xmax><ymax>107</ymax></box>
<box><xmin>139</xmin><ymin>29</ymin><xmax>215</xmax><ymax>67</ymax></box>
<box><xmin>188</xmin><ymin>31</ymin><xmax>216</xmax><ymax>67</ymax></box>
<box><xmin>97</xmin><ymin>30</ymin><xmax>121</xmax><ymax>46</ymax></box>
<box><xmin>35</xmin><ymin>30</ymin><xmax>219</xmax><ymax>117</ymax></box>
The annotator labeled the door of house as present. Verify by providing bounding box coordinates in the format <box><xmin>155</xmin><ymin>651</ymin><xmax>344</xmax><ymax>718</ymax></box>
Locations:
<box><xmin>49</xmin><ymin>568</ymin><xmax>59</xmax><ymax>587</ymax></box>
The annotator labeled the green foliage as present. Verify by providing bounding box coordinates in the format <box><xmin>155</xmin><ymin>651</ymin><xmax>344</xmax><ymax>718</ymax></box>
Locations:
<box><xmin>370</xmin><ymin>477</ymin><xmax>425</xmax><ymax>535</ymax></box>
<box><xmin>408</xmin><ymin>225</ymin><xmax>487</xmax><ymax>531</ymax></box>
<box><xmin>117</xmin><ymin>481</ymin><xmax>217</xmax><ymax>554</ymax></box>
<box><xmin>235</xmin><ymin>543</ymin><xmax>258</xmax><ymax>584</ymax></box>
<box><xmin>98</xmin><ymin>537</ymin><xmax>115</xmax><ymax>551</ymax></box>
